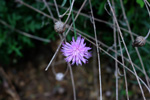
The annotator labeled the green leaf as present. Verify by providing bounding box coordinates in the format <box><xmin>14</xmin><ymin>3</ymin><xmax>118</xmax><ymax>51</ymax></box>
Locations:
<box><xmin>0</xmin><ymin>0</ymin><xmax>7</xmax><ymax>13</ymax></box>
<box><xmin>61</xmin><ymin>0</ymin><xmax>67</xmax><ymax>7</ymax></box>
<box><xmin>97</xmin><ymin>2</ymin><xmax>105</xmax><ymax>15</ymax></box>
<box><xmin>0</xmin><ymin>30</ymin><xmax>7</xmax><ymax>47</ymax></box>
<box><xmin>14</xmin><ymin>46</ymin><xmax>23</xmax><ymax>57</ymax></box>
<box><xmin>122</xmin><ymin>90</ymin><xmax>133</xmax><ymax>96</ymax></box>
<box><xmin>123</xmin><ymin>0</ymin><xmax>128</xmax><ymax>4</ymax></box>
<box><xmin>7</xmin><ymin>13</ymin><xmax>21</xmax><ymax>27</ymax></box>
<box><xmin>136</xmin><ymin>0</ymin><xmax>144</xmax><ymax>8</ymax></box>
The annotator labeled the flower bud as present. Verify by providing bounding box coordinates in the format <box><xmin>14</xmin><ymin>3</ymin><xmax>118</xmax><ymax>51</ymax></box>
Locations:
<box><xmin>54</xmin><ymin>21</ymin><xmax>66</xmax><ymax>33</ymax></box>
<box><xmin>132</xmin><ymin>36</ymin><xmax>146</xmax><ymax>47</ymax></box>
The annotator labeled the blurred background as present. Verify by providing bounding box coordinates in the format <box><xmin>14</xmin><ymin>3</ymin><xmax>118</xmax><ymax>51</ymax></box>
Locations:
<box><xmin>0</xmin><ymin>0</ymin><xmax>150</xmax><ymax>100</ymax></box>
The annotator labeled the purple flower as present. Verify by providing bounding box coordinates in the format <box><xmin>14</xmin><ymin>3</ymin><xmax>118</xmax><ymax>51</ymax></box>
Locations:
<box><xmin>61</xmin><ymin>36</ymin><xmax>92</xmax><ymax>65</ymax></box>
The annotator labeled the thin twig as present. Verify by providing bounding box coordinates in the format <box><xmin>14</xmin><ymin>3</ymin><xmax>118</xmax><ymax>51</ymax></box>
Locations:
<box><xmin>77</xmin><ymin>32</ymin><xmax>150</xmax><ymax>93</ymax></box>
<box><xmin>45</xmin><ymin>0</ymin><xmax>87</xmax><ymax>71</ymax></box>
<box><xmin>100</xmin><ymin>47</ymin><xmax>150</xmax><ymax>93</ymax></box>
<box><xmin>75</xmin><ymin>28</ymin><xmax>146</xmax><ymax>75</ymax></box>
<box><xmin>89</xmin><ymin>0</ymin><xmax>102</xmax><ymax>100</ymax></box>
<box><xmin>107</xmin><ymin>0</ymin><xmax>146</xmax><ymax>99</ymax></box>
<box><xmin>68</xmin><ymin>63</ymin><xmax>76</xmax><ymax>100</ymax></box>
<box><xmin>143</xmin><ymin>0</ymin><xmax>150</xmax><ymax>17</ymax></box>
<box><xmin>144</xmin><ymin>29</ymin><xmax>150</xmax><ymax>39</ymax></box>
<box><xmin>112</xmin><ymin>0</ymin><xmax>119</xmax><ymax>100</ymax></box>
<box><xmin>43</xmin><ymin>0</ymin><xmax>55</xmax><ymax>23</ymax></box>
<box><xmin>16</xmin><ymin>0</ymin><xmax>87</xmax><ymax>70</ymax></box>
<box><xmin>59</xmin><ymin>7</ymin><xmax>70</xmax><ymax>18</ymax></box>
<box><xmin>120</xmin><ymin>0</ymin><xmax>150</xmax><ymax>89</ymax></box>
<box><xmin>118</xmin><ymin>33</ymin><xmax>129</xmax><ymax>100</ymax></box>
<box><xmin>92</xmin><ymin>46</ymin><xmax>99</xmax><ymax>100</ymax></box>
<box><xmin>64</xmin><ymin>0</ymin><xmax>75</xmax><ymax>25</ymax></box>
<box><xmin>33</xmin><ymin>0</ymin><xmax>150</xmax><ymax>45</ymax></box>
<box><xmin>43</xmin><ymin>0</ymin><xmax>63</xmax><ymax>47</ymax></box>
<box><xmin>16</xmin><ymin>0</ymin><xmax>57</xmax><ymax>22</ymax></box>
<box><xmin>14</xmin><ymin>2</ymin><xmax>150</xmax><ymax>96</ymax></box>
<box><xmin>145</xmin><ymin>0</ymin><xmax>150</xmax><ymax>7</ymax></box>
<box><xmin>0</xmin><ymin>19</ymin><xmax>50</xmax><ymax>43</ymax></box>
<box><xmin>0</xmin><ymin>67</ymin><xmax>21</xmax><ymax>100</ymax></box>
<box><xmin>111</xmin><ymin>1</ymin><xmax>118</xmax><ymax>100</ymax></box>
<box><xmin>53</xmin><ymin>0</ymin><xmax>61</xmax><ymax>20</ymax></box>
<box><xmin>52</xmin><ymin>60</ymin><xmax>68</xmax><ymax>77</ymax></box>
<box><xmin>52</xmin><ymin>2</ymin><xmax>76</xmax><ymax>100</ymax></box>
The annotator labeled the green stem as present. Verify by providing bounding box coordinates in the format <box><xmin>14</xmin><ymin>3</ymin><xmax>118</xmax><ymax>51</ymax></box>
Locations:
<box><xmin>69</xmin><ymin>0</ymin><xmax>77</xmax><ymax>40</ymax></box>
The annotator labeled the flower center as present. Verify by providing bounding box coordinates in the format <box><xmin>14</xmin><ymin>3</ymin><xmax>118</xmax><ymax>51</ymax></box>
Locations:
<box><xmin>73</xmin><ymin>47</ymin><xmax>80</xmax><ymax>56</ymax></box>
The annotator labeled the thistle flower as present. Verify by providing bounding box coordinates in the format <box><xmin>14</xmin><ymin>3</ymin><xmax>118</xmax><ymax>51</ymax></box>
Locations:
<box><xmin>61</xmin><ymin>36</ymin><xmax>92</xmax><ymax>66</ymax></box>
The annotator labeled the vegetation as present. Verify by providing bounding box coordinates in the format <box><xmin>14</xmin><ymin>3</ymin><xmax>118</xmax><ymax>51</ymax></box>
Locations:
<box><xmin>0</xmin><ymin>0</ymin><xmax>150</xmax><ymax>99</ymax></box>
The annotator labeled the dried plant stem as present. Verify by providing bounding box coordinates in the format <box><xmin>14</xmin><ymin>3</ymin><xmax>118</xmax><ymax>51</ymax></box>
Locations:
<box><xmin>48</xmin><ymin>2</ymin><xmax>76</xmax><ymax>99</ymax></box>
<box><xmin>53</xmin><ymin>0</ymin><xmax>61</xmax><ymax>20</ymax></box>
<box><xmin>75</xmin><ymin>28</ymin><xmax>146</xmax><ymax>75</ymax></box>
<box><xmin>143</xmin><ymin>0</ymin><xmax>150</xmax><ymax>17</ymax></box>
<box><xmin>43</xmin><ymin>0</ymin><xmax>55</xmax><ymax>23</ymax></box>
<box><xmin>118</xmin><ymin>34</ymin><xmax>129</xmax><ymax>100</ymax></box>
<box><xmin>52</xmin><ymin>1</ymin><xmax>76</xmax><ymax>100</ymax></box>
<box><xmin>64</xmin><ymin>0</ymin><xmax>75</xmax><ymax>25</ymax></box>
<box><xmin>120</xmin><ymin>0</ymin><xmax>150</xmax><ymax>89</ymax></box>
<box><xmin>17</xmin><ymin>0</ymin><xmax>63</xmax><ymax>41</ymax></box>
<box><xmin>0</xmin><ymin>19</ymin><xmax>50</xmax><ymax>43</ymax></box>
<box><xmin>145</xmin><ymin>29</ymin><xmax>150</xmax><ymax>39</ymax></box>
<box><xmin>100</xmin><ymin>47</ymin><xmax>150</xmax><ymax>93</ymax></box>
<box><xmin>114</xmin><ymin>29</ymin><xmax>119</xmax><ymax>100</ymax></box>
<box><xmin>45</xmin><ymin>0</ymin><xmax>87</xmax><ymax>71</ymax></box>
<box><xmin>89</xmin><ymin>0</ymin><xmax>102</xmax><ymax>100</ymax></box>
<box><xmin>92</xmin><ymin>46</ymin><xmax>99</xmax><ymax>100</ymax></box>
<box><xmin>29</xmin><ymin>0</ymin><xmax>150</xmax><ymax>45</ymax></box>
<box><xmin>18</xmin><ymin>0</ymin><xmax>64</xmax><ymax>41</ymax></box>
<box><xmin>45</xmin><ymin>1</ymin><xmax>150</xmax><ymax>43</ymax></box>
<box><xmin>68</xmin><ymin>63</ymin><xmax>76</xmax><ymax>100</ymax></box>
<box><xmin>1</xmin><ymin>10</ymin><xmax>146</xmax><ymax>76</ymax></box>
<box><xmin>0</xmin><ymin>67</ymin><xmax>21</xmax><ymax>100</ymax></box>
<box><xmin>78</xmin><ymin>32</ymin><xmax>150</xmax><ymax>93</ymax></box>
<box><xmin>43</xmin><ymin>0</ymin><xmax>63</xmax><ymax>47</ymax></box>
<box><xmin>13</xmin><ymin>2</ymin><xmax>150</xmax><ymax>97</ymax></box>
<box><xmin>107</xmin><ymin>0</ymin><xmax>146</xmax><ymax>99</ymax></box>
<box><xmin>16</xmin><ymin>0</ymin><xmax>57</xmax><ymax>21</ymax></box>
<box><xmin>52</xmin><ymin>60</ymin><xmax>68</xmax><ymax>76</ymax></box>
<box><xmin>59</xmin><ymin>7</ymin><xmax>70</xmax><ymax>18</ymax></box>
<box><xmin>111</xmin><ymin>1</ymin><xmax>118</xmax><ymax>100</ymax></box>
<box><xmin>69</xmin><ymin>0</ymin><xmax>77</xmax><ymax>39</ymax></box>
<box><xmin>145</xmin><ymin>0</ymin><xmax>150</xmax><ymax>7</ymax></box>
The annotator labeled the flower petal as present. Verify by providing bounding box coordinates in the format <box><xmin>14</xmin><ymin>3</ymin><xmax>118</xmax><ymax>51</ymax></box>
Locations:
<box><xmin>61</xmin><ymin>36</ymin><xmax>92</xmax><ymax>66</ymax></box>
